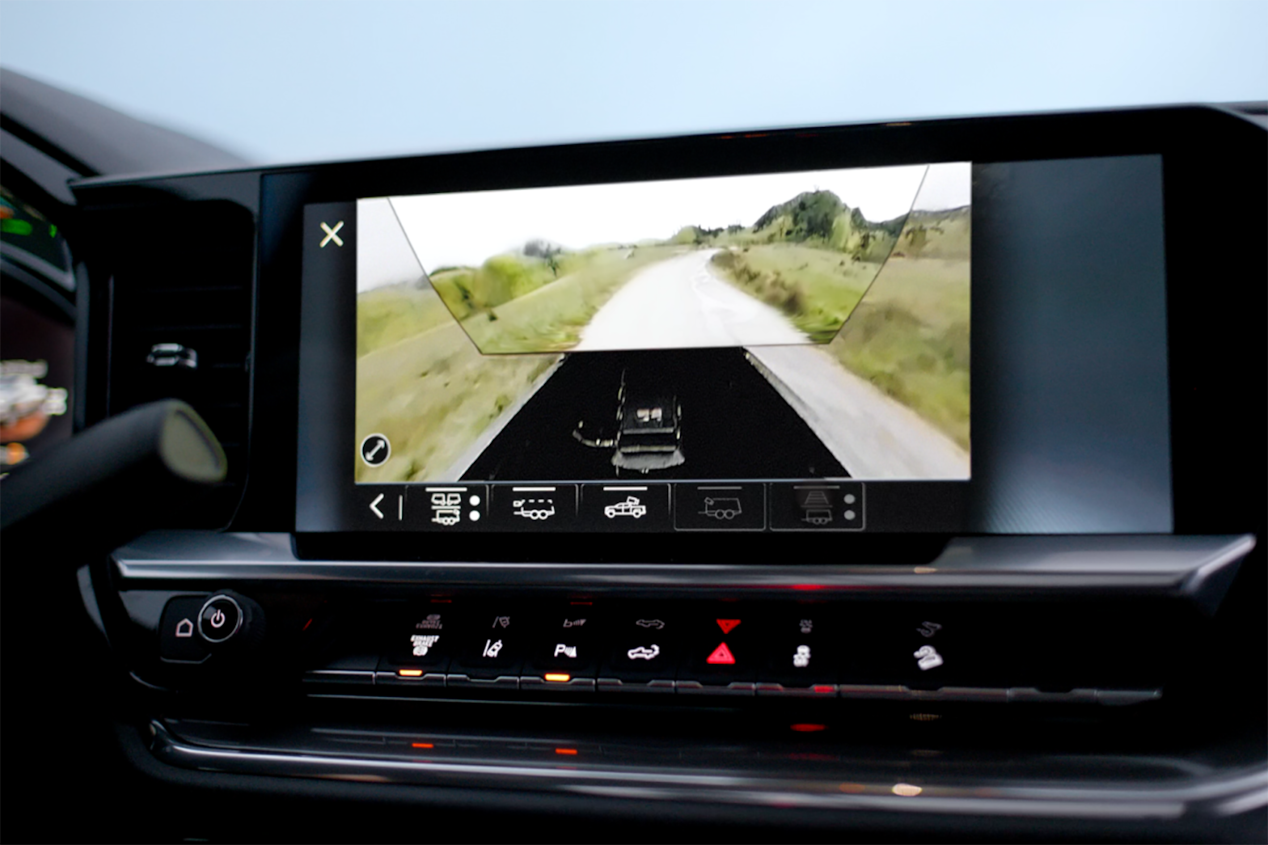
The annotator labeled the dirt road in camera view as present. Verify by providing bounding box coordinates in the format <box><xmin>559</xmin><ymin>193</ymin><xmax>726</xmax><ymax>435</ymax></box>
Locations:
<box><xmin>574</xmin><ymin>249</ymin><xmax>807</xmax><ymax>351</ymax></box>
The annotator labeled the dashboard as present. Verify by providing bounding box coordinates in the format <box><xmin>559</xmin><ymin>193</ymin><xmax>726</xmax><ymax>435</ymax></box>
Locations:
<box><xmin>2</xmin><ymin>87</ymin><xmax>1265</xmax><ymax>842</ymax></box>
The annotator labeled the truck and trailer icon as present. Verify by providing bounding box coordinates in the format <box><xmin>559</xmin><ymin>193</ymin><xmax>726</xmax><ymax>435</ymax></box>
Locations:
<box><xmin>699</xmin><ymin>496</ymin><xmax>741</xmax><ymax>520</ymax></box>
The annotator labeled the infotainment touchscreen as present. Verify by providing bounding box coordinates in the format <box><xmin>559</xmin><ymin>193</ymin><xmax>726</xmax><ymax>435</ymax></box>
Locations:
<box><xmin>297</xmin><ymin>151</ymin><xmax>1173</xmax><ymax>537</ymax></box>
<box><xmin>342</xmin><ymin>163</ymin><xmax>970</xmax><ymax>531</ymax></box>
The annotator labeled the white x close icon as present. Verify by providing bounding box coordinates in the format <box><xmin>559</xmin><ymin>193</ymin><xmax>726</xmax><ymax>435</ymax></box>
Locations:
<box><xmin>319</xmin><ymin>220</ymin><xmax>345</xmax><ymax>248</ymax></box>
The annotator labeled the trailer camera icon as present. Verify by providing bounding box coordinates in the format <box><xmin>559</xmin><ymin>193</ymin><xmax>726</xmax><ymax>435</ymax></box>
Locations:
<box><xmin>699</xmin><ymin>496</ymin><xmax>742</xmax><ymax>520</ymax></box>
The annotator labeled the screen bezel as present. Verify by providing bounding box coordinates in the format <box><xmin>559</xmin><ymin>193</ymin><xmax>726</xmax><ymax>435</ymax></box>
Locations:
<box><xmin>240</xmin><ymin>106</ymin><xmax>1265</xmax><ymax>560</ymax></box>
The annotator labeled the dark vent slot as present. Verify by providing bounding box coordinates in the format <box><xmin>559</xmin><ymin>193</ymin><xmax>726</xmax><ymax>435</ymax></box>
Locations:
<box><xmin>106</xmin><ymin>201</ymin><xmax>255</xmax><ymax>525</ymax></box>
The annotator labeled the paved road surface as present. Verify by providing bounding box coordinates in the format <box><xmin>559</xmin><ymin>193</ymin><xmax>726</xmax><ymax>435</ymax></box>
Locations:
<box><xmin>574</xmin><ymin>250</ymin><xmax>808</xmax><ymax>351</ymax></box>
<box><xmin>746</xmin><ymin>345</ymin><xmax>970</xmax><ymax>479</ymax></box>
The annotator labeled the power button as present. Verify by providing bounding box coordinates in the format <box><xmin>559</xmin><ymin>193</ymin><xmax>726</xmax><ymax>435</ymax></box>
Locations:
<box><xmin>198</xmin><ymin>595</ymin><xmax>243</xmax><ymax>643</ymax></box>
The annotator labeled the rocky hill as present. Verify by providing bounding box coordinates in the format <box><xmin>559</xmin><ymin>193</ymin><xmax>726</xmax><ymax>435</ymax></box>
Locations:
<box><xmin>749</xmin><ymin>190</ymin><xmax>897</xmax><ymax>261</ymax></box>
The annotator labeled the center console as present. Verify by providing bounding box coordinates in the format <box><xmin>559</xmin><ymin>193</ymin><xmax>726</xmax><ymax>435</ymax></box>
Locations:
<box><xmin>66</xmin><ymin>104</ymin><xmax>1267</xmax><ymax>834</ymax></box>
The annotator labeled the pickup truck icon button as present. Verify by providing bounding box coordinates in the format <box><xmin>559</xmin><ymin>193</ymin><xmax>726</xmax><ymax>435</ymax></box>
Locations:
<box><xmin>604</xmin><ymin>496</ymin><xmax>647</xmax><ymax>519</ymax></box>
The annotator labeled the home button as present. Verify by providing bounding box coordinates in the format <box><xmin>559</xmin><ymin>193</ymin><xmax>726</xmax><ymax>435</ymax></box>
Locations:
<box><xmin>159</xmin><ymin>596</ymin><xmax>212</xmax><ymax>662</ymax></box>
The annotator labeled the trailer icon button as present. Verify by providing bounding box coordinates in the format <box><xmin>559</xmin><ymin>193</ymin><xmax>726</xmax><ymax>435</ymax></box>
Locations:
<box><xmin>673</xmin><ymin>483</ymin><xmax>765</xmax><ymax>531</ymax></box>
<box><xmin>770</xmin><ymin>482</ymin><xmax>864</xmax><ymax>531</ymax></box>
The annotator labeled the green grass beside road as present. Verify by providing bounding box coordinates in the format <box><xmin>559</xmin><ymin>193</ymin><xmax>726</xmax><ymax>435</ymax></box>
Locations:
<box><xmin>713</xmin><ymin>206</ymin><xmax>972</xmax><ymax>450</ymax></box>
<box><xmin>827</xmin><ymin>255</ymin><xmax>971</xmax><ymax>450</ymax></box>
<box><xmin>446</xmin><ymin>245</ymin><xmax>683</xmax><ymax>354</ymax></box>
<box><xmin>710</xmin><ymin>245</ymin><xmax>880</xmax><ymax>342</ymax></box>
<box><xmin>357</xmin><ymin>282</ymin><xmax>454</xmax><ymax>357</ymax></box>
<box><xmin>353</xmin><ymin>245</ymin><xmax>685</xmax><ymax>480</ymax></box>
<box><xmin>358</xmin><ymin>245</ymin><xmax>683</xmax><ymax>357</ymax></box>
<box><xmin>356</xmin><ymin>319</ymin><xmax>559</xmax><ymax>482</ymax></box>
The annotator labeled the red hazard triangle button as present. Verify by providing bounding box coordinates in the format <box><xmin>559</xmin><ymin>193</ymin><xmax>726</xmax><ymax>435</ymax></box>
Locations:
<box><xmin>706</xmin><ymin>642</ymin><xmax>736</xmax><ymax>665</ymax></box>
<box><xmin>716</xmin><ymin>619</ymin><xmax>741</xmax><ymax>634</ymax></box>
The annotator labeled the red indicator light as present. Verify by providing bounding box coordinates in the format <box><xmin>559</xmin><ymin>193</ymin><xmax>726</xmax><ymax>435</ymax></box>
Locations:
<box><xmin>555</xmin><ymin>748</ymin><xmax>578</xmax><ymax>755</ymax></box>
<box><xmin>706</xmin><ymin>642</ymin><xmax>736</xmax><ymax>665</ymax></box>
<box><xmin>791</xmin><ymin>723</ymin><xmax>826</xmax><ymax>732</ymax></box>
<box><xmin>397</xmin><ymin>668</ymin><xmax>423</xmax><ymax>677</ymax></box>
<box><xmin>544</xmin><ymin>673</ymin><xmax>571</xmax><ymax>683</ymax></box>
<box><xmin>715</xmin><ymin>619</ymin><xmax>741</xmax><ymax>634</ymax></box>
<box><xmin>813</xmin><ymin>685</ymin><xmax>835</xmax><ymax>695</ymax></box>
<box><xmin>791</xmin><ymin>584</ymin><xmax>825</xmax><ymax>591</ymax></box>
<box><xmin>411</xmin><ymin>742</ymin><xmax>433</xmax><ymax>749</ymax></box>
<box><xmin>301</xmin><ymin>618</ymin><xmax>314</xmax><ymax>631</ymax></box>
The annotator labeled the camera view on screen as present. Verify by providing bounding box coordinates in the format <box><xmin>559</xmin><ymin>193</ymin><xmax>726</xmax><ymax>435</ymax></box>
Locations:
<box><xmin>356</xmin><ymin>163</ymin><xmax>970</xmax><ymax>484</ymax></box>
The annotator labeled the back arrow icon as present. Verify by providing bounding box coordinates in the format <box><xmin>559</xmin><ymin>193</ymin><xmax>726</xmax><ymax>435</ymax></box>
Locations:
<box><xmin>370</xmin><ymin>493</ymin><xmax>385</xmax><ymax>519</ymax></box>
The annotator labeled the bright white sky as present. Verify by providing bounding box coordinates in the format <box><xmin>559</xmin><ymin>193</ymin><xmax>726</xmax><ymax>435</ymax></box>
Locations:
<box><xmin>357</xmin><ymin>198</ymin><xmax>425</xmax><ymax>293</ymax></box>
<box><xmin>913</xmin><ymin>163</ymin><xmax>971</xmax><ymax>211</ymax></box>
<box><xmin>3</xmin><ymin>2</ymin><xmax>1262</xmax><ymax>165</ymax></box>
<box><xmin>384</xmin><ymin>164</ymin><xmax>970</xmax><ymax>275</ymax></box>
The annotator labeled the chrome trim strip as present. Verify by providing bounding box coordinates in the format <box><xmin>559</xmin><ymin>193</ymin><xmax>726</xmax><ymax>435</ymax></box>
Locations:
<box><xmin>112</xmin><ymin>532</ymin><xmax>1253</xmax><ymax>606</ymax></box>
<box><xmin>304</xmin><ymin>670</ymin><xmax>1157</xmax><ymax>704</ymax></box>
<box><xmin>149</xmin><ymin>721</ymin><xmax>1268</xmax><ymax>821</ymax></box>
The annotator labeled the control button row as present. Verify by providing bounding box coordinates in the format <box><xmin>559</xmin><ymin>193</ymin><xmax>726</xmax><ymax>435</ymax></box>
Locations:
<box><xmin>305</xmin><ymin>601</ymin><xmax>1166</xmax><ymax>702</ymax></box>
<box><xmin>357</xmin><ymin>481</ymin><xmax>864</xmax><ymax>531</ymax></box>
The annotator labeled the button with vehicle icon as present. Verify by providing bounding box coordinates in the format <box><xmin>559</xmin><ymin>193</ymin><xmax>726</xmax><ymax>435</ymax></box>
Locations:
<box><xmin>598</xmin><ymin>611</ymin><xmax>681</xmax><ymax>691</ymax></box>
<box><xmin>411</xmin><ymin>485</ymin><xmax>487</xmax><ymax>530</ymax></box>
<box><xmin>673</xmin><ymin>483</ymin><xmax>766</xmax><ymax>530</ymax></box>
<box><xmin>579</xmin><ymin>484</ymin><xmax>669</xmax><ymax>531</ymax></box>
<box><xmin>605</xmin><ymin>497</ymin><xmax>647</xmax><ymax>519</ymax></box>
<box><xmin>488</xmin><ymin>485</ymin><xmax>577</xmax><ymax>531</ymax></box>
<box><xmin>769</xmin><ymin>481</ymin><xmax>864</xmax><ymax>531</ymax></box>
